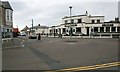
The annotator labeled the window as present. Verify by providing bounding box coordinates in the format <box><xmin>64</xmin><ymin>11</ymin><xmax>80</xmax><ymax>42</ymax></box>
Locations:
<box><xmin>73</xmin><ymin>29</ymin><xmax>75</xmax><ymax>32</ymax></box>
<box><xmin>65</xmin><ymin>20</ymin><xmax>68</xmax><ymax>24</ymax></box>
<box><xmin>94</xmin><ymin>27</ymin><xmax>98</xmax><ymax>32</ymax></box>
<box><xmin>62</xmin><ymin>28</ymin><xmax>66</xmax><ymax>33</ymax></box>
<box><xmin>11</xmin><ymin>12</ymin><xmax>12</xmax><ymax>21</ymax></box>
<box><xmin>100</xmin><ymin>27</ymin><xmax>104</xmax><ymax>32</ymax></box>
<box><xmin>117</xmin><ymin>27</ymin><xmax>120</xmax><ymax>32</ymax></box>
<box><xmin>106</xmin><ymin>27</ymin><xmax>110</xmax><ymax>32</ymax></box>
<box><xmin>97</xmin><ymin>20</ymin><xmax>100</xmax><ymax>23</ymax></box>
<box><xmin>76</xmin><ymin>27</ymin><xmax>81</xmax><ymax>32</ymax></box>
<box><xmin>7</xmin><ymin>11</ymin><xmax>9</xmax><ymax>21</ymax></box>
<box><xmin>78</xmin><ymin>19</ymin><xmax>82</xmax><ymax>23</ymax></box>
<box><xmin>92</xmin><ymin>20</ymin><xmax>95</xmax><ymax>23</ymax></box>
<box><xmin>56</xmin><ymin>29</ymin><xmax>58</xmax><ymax>33</ymax></box>
<box><xmin>50</xmin><ymin>30</ymin><xmax>52</xmax><ymax>33</ymax></box>
<box><xmin>111</xmin><ymin>27</ymin><xmax>116</xmax><ymax>32</ymax></box>
<box><xmin>7</xmin><ymin>29</ymin><xmax>9</xmax><ymax>32</ymax></box>
<box><xmin>71</xmin><ymin>19</ymin><xmax>74</xmax><ymax>24</ymax></box>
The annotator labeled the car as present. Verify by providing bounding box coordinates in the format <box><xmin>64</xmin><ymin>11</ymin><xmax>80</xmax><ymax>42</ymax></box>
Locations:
<box><xmin>29</xmin><ymin>34</ymin><xmax>37</xmax><ymax>39</ymax></box>
<box><xmin>20</xmin><ymin>32</ymin><xmax>27</xmax><ymax>36</ymax></box>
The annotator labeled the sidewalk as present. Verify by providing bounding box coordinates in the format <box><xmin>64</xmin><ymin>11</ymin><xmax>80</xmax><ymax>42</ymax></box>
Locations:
<box><xmin>47</xmin><ymin>36</ymin><xmax>112</xmax><ymax>39</ymax></box>
<box><xmin>2</xmin><ymin>38</ymin><xmax>13</xmax><ymax>43</ymax></box>
<box><xmin>2</xmin><ymin>38</ymin><xmax>23</xmax><ymax>50</ymax></box>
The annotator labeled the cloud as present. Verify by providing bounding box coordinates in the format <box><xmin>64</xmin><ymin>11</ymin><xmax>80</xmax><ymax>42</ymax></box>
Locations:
<box><xmin>1</xmin><ymin>0</ymin><xmax>119</xmax><ymax>30</ymax></box>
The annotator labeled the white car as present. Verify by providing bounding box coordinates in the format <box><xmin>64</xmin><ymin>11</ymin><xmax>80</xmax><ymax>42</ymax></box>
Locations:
<box><xmin>20</xmin><ymin>32</ymin><xmax>26</xmax><ymax>36</ymax></box>
<box><xmin>29</xmin><ymin>34</ymin><xmax>37</xmax><ymax>39</ymax></box>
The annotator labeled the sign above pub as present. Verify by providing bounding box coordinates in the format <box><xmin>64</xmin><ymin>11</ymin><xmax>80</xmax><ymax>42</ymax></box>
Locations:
<box><xmin>65</xmin><ymin>24</ymin><xmax>77</xmax><ymax>27</ymax></box>
<box><xmin>102</xmin><ymin>23</ymin><xmax>113</xmax><ymax>26</ymax></box>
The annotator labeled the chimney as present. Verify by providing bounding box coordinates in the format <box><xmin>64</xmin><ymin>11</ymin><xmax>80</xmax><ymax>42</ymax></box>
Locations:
<box><xmin>38</xmin><ymin>24</ymin><xmax>40</xmax><ymax>26</ymax></box>
<box><xmin>85</xmin><ymin>11</ymin><xmax>88</xmax><ymax>15</ymax></box>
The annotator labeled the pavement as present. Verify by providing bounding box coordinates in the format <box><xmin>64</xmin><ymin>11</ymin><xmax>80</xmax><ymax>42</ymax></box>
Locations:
<box><xmin>2</xmin><ymin>38</ymin><xmax>23</xmax><ymax>50</ymax></box>
<box><xmin>2</xmin><ymin>37</ymin><xmax>120</xmax><ymax>71</ymax></box>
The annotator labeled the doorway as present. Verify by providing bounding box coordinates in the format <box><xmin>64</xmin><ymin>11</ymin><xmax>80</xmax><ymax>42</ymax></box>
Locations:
<box><xmin>86</xmin><ymin>27</ymin><xmax>89</xmax><ymax>36</ymax></box>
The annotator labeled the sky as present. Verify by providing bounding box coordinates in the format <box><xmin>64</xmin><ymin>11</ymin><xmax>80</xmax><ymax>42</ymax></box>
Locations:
<box><xmin>1</xmin><ymin>0</ymin><xmax>120</xmax><ymax>30</ymax></box>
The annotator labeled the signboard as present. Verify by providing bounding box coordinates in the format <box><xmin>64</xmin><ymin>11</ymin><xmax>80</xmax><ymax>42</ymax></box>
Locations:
<box><xmin>102</xmin><ymin>23</ymin><xmax>113</xmax><ymax>26</ymax></box>
<box><xmin>65</xmin><ymin>24</ymin><xmax>77</xmax><ymax>27</ymax></box>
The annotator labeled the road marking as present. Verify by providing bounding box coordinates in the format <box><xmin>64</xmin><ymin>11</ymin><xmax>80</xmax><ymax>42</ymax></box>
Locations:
<box><xmin>46</xmin><ymin>62</ymin><xmax>120</xmax><ymax>72</ymax></box>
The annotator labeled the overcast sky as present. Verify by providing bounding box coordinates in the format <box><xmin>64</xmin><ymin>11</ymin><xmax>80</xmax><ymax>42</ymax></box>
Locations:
<box><xmin>1</xmin><ymin>0</ymin><xmax>119</xmax><ymax>30</ymax></box>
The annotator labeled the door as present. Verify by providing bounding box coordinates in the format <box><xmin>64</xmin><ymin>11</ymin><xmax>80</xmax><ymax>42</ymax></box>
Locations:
<box><xmin>86</xmin><ymin>27</ymin><xmax>89</xmax><ymax>36</ymax></box>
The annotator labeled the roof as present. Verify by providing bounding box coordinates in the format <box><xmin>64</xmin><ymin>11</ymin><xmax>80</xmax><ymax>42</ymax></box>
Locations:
<box><xmin>89</xmin><ymin>16</ymin><xmax>104</xmax><ymax>18</ymax></box>
<box><xmin>62</xmin><ymin>14</ymin><xmax>87</xmax><ymax>19</ymax></box>
<box><xmin>62</xmin><ymin>14</ymin><xmax>104</xmax><ymax>19</ymax></box>
<box><xmin>30</xmin><ymin>25</ymin><xmax>49</xmax><ymax>29</ymax></box>
<box><xmin>2</xmin><ymin>1</ymin><xmax>13</xmax><ymax>11</ymax></box>
<box><xmin>21</xmin><ymin>26</ymin><xmax>29</xmax><ymax>31</ymax></box>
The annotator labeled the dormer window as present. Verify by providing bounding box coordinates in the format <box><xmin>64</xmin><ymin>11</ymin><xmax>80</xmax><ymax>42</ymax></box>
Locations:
<box><xmin>78</xmin><ymin>19</ymin><xmax>82</xmax><ymax>23</ymax></box>
<box><xmin>97</xmin><ymin>20</ymin><xmax>100</xmax><ymax>23</ymax></box>
<box><xmin>92</xmin><ymin>20</ymin><xmax>95</xmax><ymax>23</ymax></box>
<box><xmin>71</xmin><ymin>19</ymin><xmax>74</xmax><ymax>24</ymax></box>
<box><xmin>65</xmin><ymin>20</ymin><xmax>68</xmax><ymax>24</ymax></box>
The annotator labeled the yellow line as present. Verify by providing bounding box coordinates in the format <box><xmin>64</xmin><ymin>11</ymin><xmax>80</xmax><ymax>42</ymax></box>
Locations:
<box><xmin>46</xmin><ymin>62</ymin><xmax>120</xmax><ymax>72</ymax></box>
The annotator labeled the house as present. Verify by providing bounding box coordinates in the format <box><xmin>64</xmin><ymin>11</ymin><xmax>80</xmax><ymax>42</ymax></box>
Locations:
<box><xmin>1</xmin><ymin>1</ymin><xmax>13</xmax><ymax>38</ymax></box>
<box><xmin>21</xmin><ymin>26</ymin><xmax>29</xmax><ymax>35</ymax></box>
<box><xmin>21</xmin><ymin>24</ymin><xmax>49</xmax><ymax>36</ymax></box>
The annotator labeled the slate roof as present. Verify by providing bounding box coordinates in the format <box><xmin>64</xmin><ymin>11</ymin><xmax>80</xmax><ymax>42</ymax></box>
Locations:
<box><xmin>2</xmin><ymin>1</ymin><xmax>13</xmax><ymax>11</ymax></box>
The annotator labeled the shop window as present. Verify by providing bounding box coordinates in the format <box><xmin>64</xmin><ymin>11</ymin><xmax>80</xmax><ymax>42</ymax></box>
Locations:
<box><xmin>76</xmin><ymin>27</ymin><xmax>81</xmax><ymax>32</ymax></box>
<box><xmin>111</xmin><ymin>27</ymin><xmax>116</xmax><ymax>32</ymax></box>
<box><xmin>106</xmin><ymin>27</ymin><xmax>110</xmax><ymax>32</ymax></box>
<box><xmin>117</xmin><ymin>27</ymin><xmax>120</xmax><ymax>32</ymax></box>
<box><xmin>100</xmin><ymin>27</ymin><xmax>104</xmax><ymax>32</ymax></box>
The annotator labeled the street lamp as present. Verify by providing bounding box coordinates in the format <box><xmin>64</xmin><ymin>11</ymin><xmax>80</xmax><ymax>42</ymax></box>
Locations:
<box><xmin>69</xmin><ymin>6</ymin><xmax>72</xmax><ymax>40</ymax></box>
<box><xmin>32</xmin><ymin>19</ymin><xmax>33</xmax><ymax>35</ymax></box>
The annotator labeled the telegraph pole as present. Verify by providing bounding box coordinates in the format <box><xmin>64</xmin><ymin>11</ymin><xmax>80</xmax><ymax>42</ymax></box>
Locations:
<box><xmin>69</xmin><ymin>6</ymin><xmax>72</xmax><ymax>40</ymax></box>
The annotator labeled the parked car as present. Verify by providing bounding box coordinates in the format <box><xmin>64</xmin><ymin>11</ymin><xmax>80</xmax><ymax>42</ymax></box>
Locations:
<box><xmin>29</xmin><ymin>34</ymin><xmax>37</xmax><ymax>39</ymax></box>
<box><xmin>20</xmin><ymin>32</ymin><xmax>27</xmax><ymax>36</ymax></box>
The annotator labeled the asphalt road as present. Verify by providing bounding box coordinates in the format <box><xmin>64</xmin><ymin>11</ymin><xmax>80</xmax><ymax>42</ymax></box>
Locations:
<box><xmin>2</xmin><ymin>37</ymin><xmax>119</xmax><ymax>71</ymax></box>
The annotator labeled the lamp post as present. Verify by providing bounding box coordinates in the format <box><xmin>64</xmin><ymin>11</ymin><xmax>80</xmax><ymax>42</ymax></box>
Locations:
<box><xmin>32</xmin><ymin>19</ymin><xmax>33</xmax><ymax>35</ymax></box>
<box><xmin>69</xmin><ymin>6</ymin><xmax>72</xmax><ymax>40</ymax></box>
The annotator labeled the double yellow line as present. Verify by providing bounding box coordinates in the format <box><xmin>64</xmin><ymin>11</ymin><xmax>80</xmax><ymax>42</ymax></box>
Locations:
<box><xmin>47</xmin><ymin>62</ymin><xmax>120</xmax><ymax>72</ymax></box>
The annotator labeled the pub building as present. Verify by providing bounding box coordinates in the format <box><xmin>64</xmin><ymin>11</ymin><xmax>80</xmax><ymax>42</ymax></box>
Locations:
<box><xmin>49</xmin><ymin>12</ymin><xmax>120</xmax><ymax>38</ymax></box>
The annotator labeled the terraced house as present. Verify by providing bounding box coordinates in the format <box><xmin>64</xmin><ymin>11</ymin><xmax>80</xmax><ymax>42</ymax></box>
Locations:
<box><xmin>0</xmin><ymin>1</ymin><xmax>13</xmax><ymax>38</ymax></box>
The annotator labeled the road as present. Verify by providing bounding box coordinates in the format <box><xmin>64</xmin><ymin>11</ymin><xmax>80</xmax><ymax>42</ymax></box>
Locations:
<box><xmin>2</xmin><ymin>37</ymin><xmax>119</xmax><ymax>71</ymax></box>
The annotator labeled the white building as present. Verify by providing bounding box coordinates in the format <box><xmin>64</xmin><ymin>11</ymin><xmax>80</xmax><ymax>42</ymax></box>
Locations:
<box><xmin>22</xmin><ymin>24</ymin><xmax>49</xmax><ymax>36</ymax></box>
<box><xmin>49</xmin><ymin>12</ymin><xmax>120</xmax><ymax>38</ymax></box>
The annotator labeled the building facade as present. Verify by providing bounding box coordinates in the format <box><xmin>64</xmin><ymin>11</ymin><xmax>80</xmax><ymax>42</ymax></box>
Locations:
<box><xmin>22</xmin><ymin>24</ymin><xmax>49</xmax><ymax>36</ymax></box>
<box><xmin>49</xmin><ymin>12</ymin><xmax>120</xmax><ymax>38</ymax></box>
<box><xmin>1</xmin><ymin>1</ymin><xmax>13</xmax><ymax>38</ymax></box>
